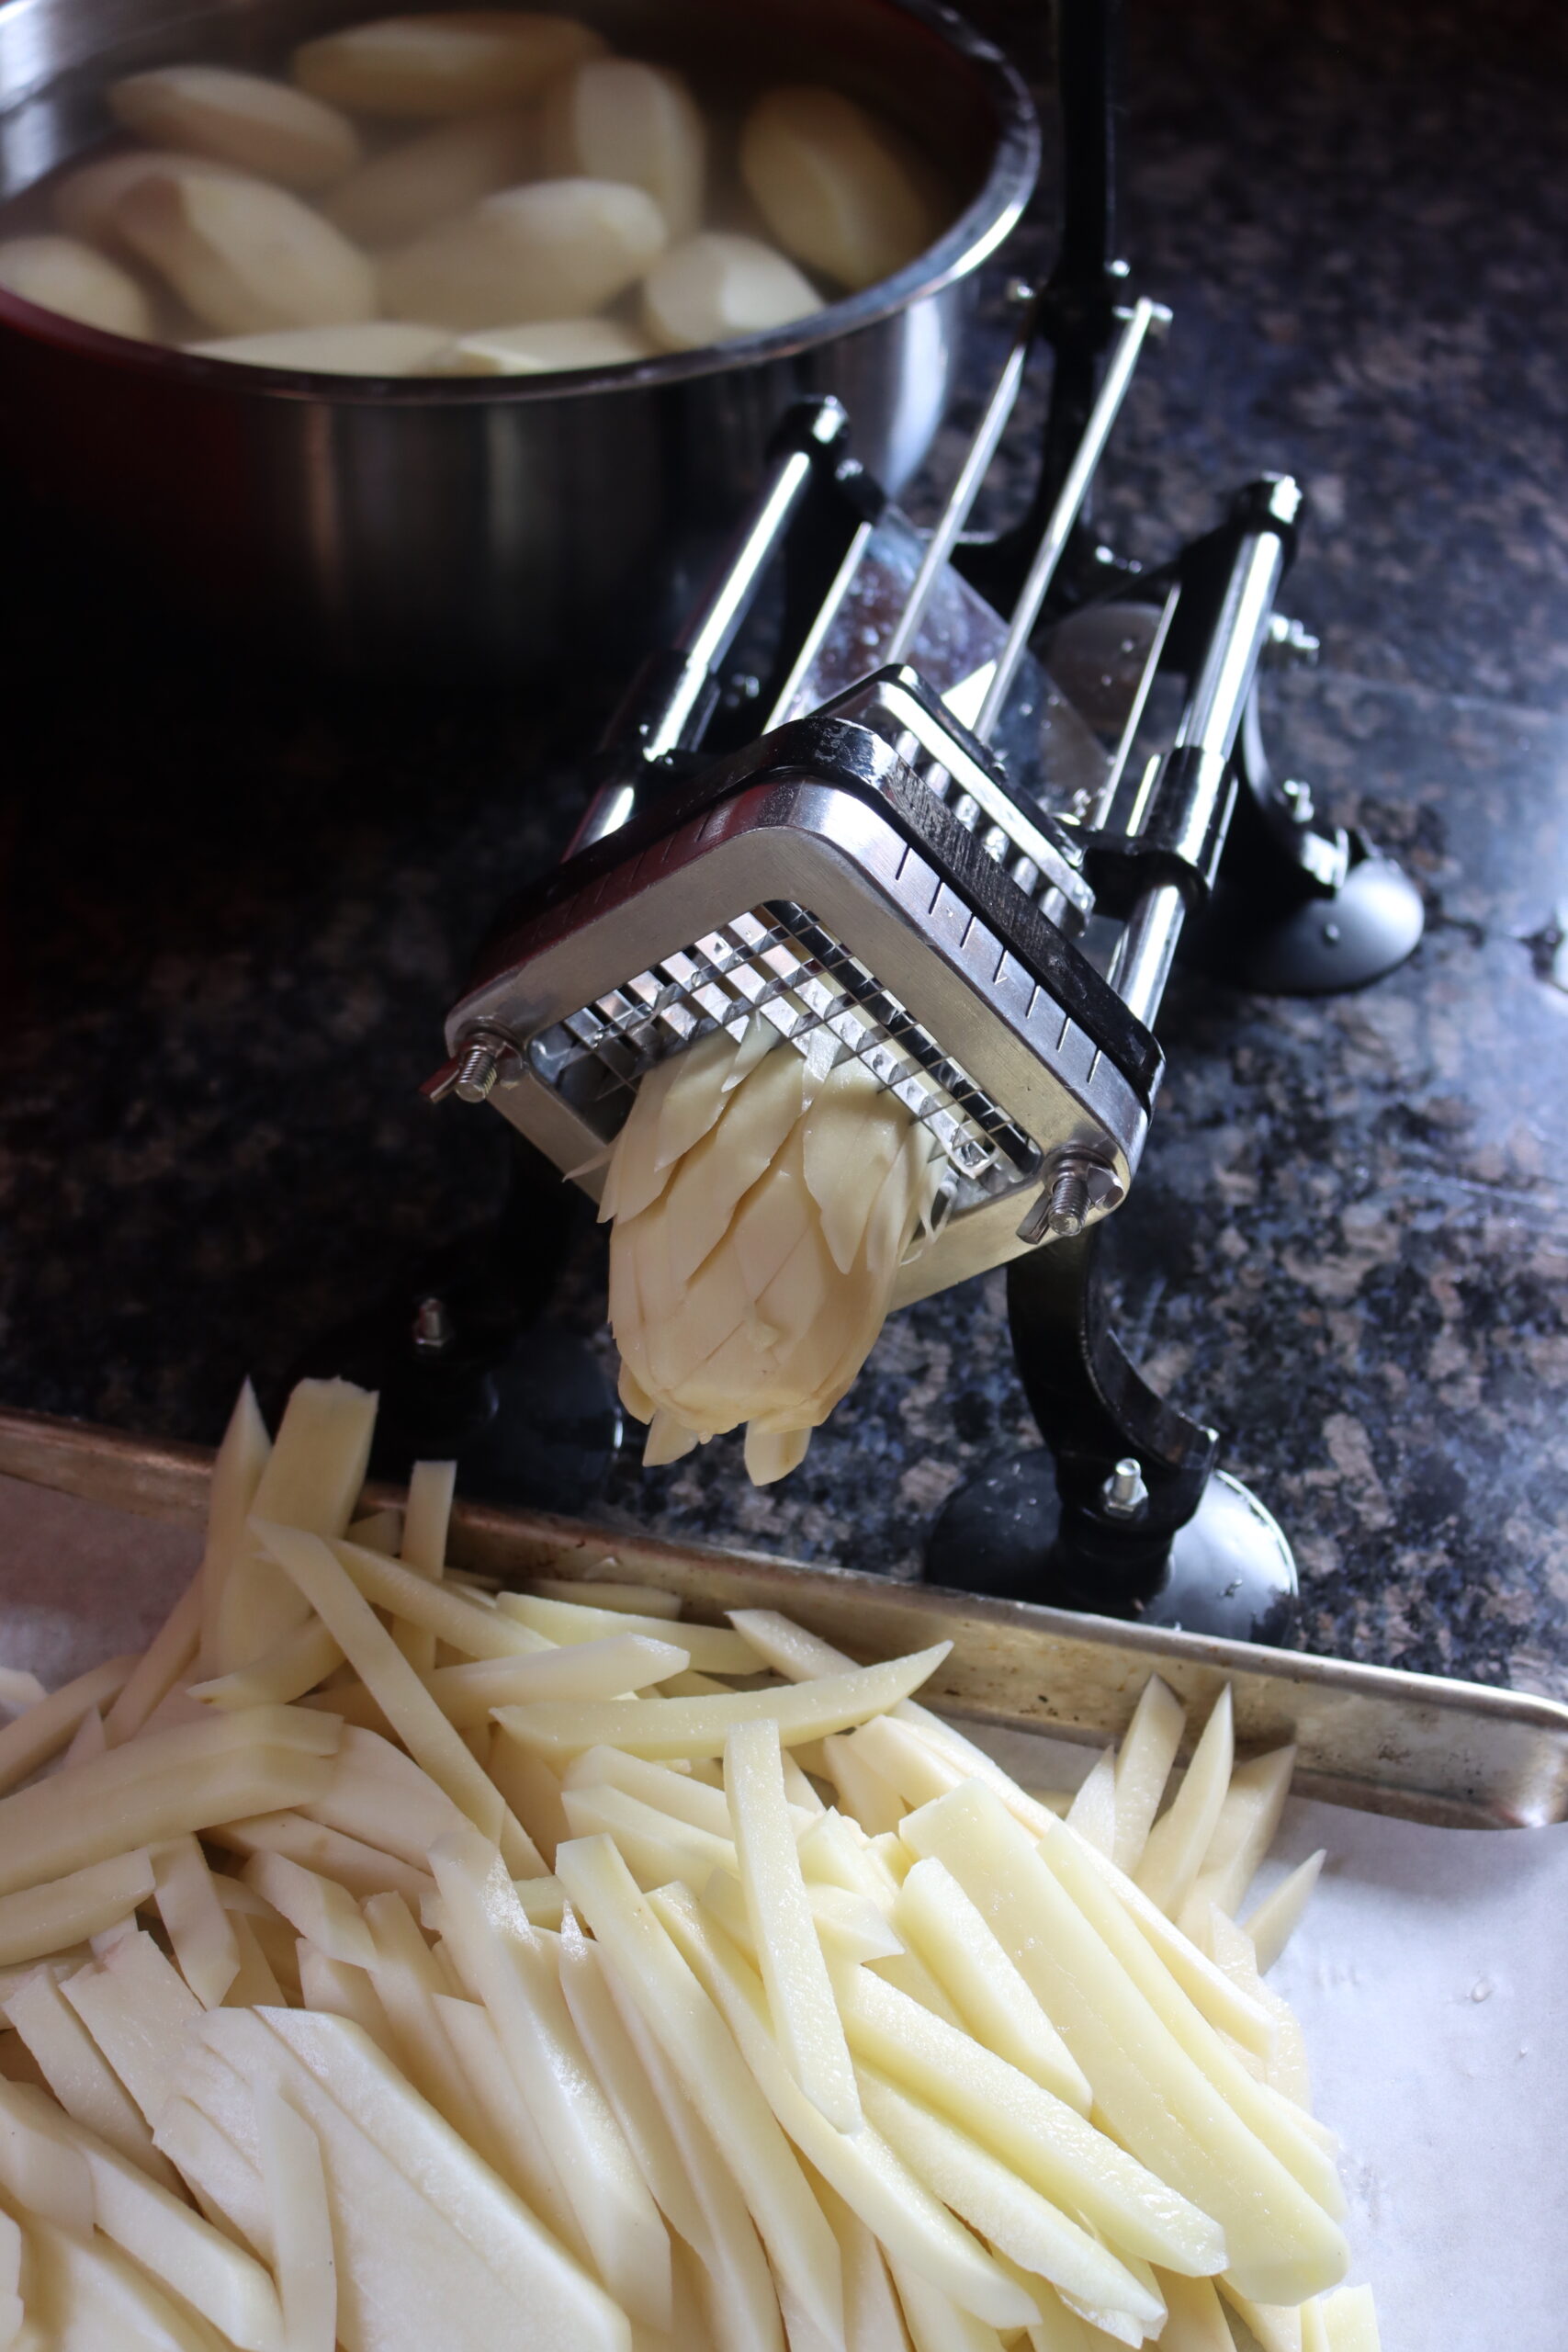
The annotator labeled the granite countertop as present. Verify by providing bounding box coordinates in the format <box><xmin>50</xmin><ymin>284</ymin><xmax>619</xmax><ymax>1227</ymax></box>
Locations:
<box><xmin>1</xmin><ymin>0</ymin><xmax>1564</xmax><ymax>1694</ymax></box>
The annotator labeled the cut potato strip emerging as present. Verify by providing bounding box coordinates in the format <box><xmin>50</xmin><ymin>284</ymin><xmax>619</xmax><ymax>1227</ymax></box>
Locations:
<box><xmin>0</xmin><ymin>1374</ymin><xmax>1374</xmax><ymax>2352</ymax></box>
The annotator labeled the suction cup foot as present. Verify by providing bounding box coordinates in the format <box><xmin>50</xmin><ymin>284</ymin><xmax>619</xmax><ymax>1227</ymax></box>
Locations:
<box><xmin>1197</xmin><ymin>842</ymin><xmax>1426</xmax><ymax>996</ymax></box>
<box><xmin>926</xmin><ymin>1449</ymin><xmax>1298</xmax><ymax>1643</ymax></box>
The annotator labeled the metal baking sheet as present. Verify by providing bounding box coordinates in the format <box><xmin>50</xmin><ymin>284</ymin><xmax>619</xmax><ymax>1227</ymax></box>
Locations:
<box><xmin>2</xmin><ymin>1402</ymin><xmax>1564</xmax><ymax>1829</ymax></box>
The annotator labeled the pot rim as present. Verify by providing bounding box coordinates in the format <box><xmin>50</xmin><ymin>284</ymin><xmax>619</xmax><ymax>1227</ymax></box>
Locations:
<box><xmin>0</xmin><ymin>0</ymin><xmax>1040</xmax><ymax>404</ymax></box>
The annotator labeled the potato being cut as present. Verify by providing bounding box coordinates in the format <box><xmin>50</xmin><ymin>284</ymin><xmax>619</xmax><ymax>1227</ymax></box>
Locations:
<box><xmin>739</xmin><ymin>84</ymin><xmax>938</xmax><ymax>290</ymax></box>
<box><xmin>540</xmin><ymin>58</ymin><xmax>706</xmax><ymax>239</ymax></box>
<box><xmin>380</xmin><ymin>175</ymin><xmax>666</xmax><ymax>330</ymax></box>
<box><xmin>109</xmin><ymin>65</ymin><xmax>362</xmax><ymax>190</ymax></box>
<box><xmin>0</xmin><ymin>233</ymin><xmax>152</xmax><ymax>336</ymax></box>
<box><xmin>642</xmin><ymin>231</ymin><xmax>820</xmax><ymax>351</ymax></box>
<box><xmin>294</xmin><ymin>11</ymin><xmax>605</xmax><ymax>116</ymax></box>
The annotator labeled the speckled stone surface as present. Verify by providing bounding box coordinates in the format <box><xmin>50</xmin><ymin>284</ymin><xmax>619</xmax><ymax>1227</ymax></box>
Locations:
<box><xmin>2</xmin><ymin>0</ymin><xmax>1565</xmax><ymax>1693</ymax></box>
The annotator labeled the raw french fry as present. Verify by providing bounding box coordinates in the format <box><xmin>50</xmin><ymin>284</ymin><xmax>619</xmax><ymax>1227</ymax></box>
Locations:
<box><xmin>243</xmin><ymin>1851</ymin><xmax>377</xmax><ymax>1970</ymax></box>
<box><xmin>1111</xmin><ymin>1676</ymin><xmax>1189</xmax><ymax>1875</ymax></box>
<box><xmin>1317</xmin><ymin>2284</ymin><xmax>1381</xmax><ymax>2350</ymax></box>
<box><xmin>0</xmin><ymin>1653</ymin><xmax>138</xmax><ymax>1798</ymax></box>
<box><xmin>297</xmin><ymin>1939</ymin><xmax>397</xmax><ymax>2054</ymax></box>
<box><xmin>433</xmin><ymin>1994</ymin><xmax>590</xmax><ymax>2261</ymax></box>
<box><xmin>333</xmin><ymin>1534</ymin><xmax>553</xmax><ymax>1659</ymax></box>
<box><xmin>0</xmin><ymin>1850</ymin><xmax>155</xmax><ymax>1968</ymax></box>
<box><xmin>553</xmin><ymin>1835</ymin><xmax>846</xmax><ymax>2343</ymax></box>
<box><xmin>1246</xmin><ymin>1851</ymin><xmax>1327</xmax><ymax>1974</ymax></box>
<box><xmin>224</xmin><ymin>1912</ymin><xmax>288</xmax><ymax>2007</ymax></box>
<box><xmin>813</xmin><ymin>2173</ymin><xmax>912</xmax><ymax>2352</ymax></box>
<box><xmin>3</xmin><ymin>1966</ymin><xmax>180</xmax><ymax>2187</ymax></box>
<box><xmin>1218</xmin><ymin>2280</ymin><xmax>1303</xmax><ymax>2352</ymax></box>
<box><xmin>255</xmin><ymin>1523</ymin><xmax>541</xmax><ymax>1872</ymax></box>
<box><xmin>704</xmin><ymin>1868</ymin><xmax>905</xmax><ymax>1967</ymax></box>
<box><xmin>1180</xmin><ymin>1746</ymin><xmax>1298</xmax><ymax>1936</ymax></box>
<box><xmin>1034</xmin><ymin>1821</ymin><xmax>1341</xmax><ymax>2206</ymax></box>
<box><xmin>890</xmin><ymin>2255</ymin><xmax>1008</xmax><ymax>2352</ymax></box>
<box><xmin>62</xmin><ymin>1930</ymin><xmax>203</xmax><ymax>2128</ymax></box>
<box><xmin>390</xmin><ymin>1457</ymin><xmax>455</xmax><ymax>1675</ymax></box>
<box><xmin>111</xmin><ymin>63</ymin><xmax>361</xmax><ymax>189</ymax></box>
<box><xmin>1154</xmin><ymin>2268</ymin><xmax>1233</xmax><ymax>2350</ymax></box>
<box><xmin>494</xmin><ymin>1640</ymin><xmax>951</xmax><ymax>1761</ymax></box>
<box><xmin>302</xmin><ymin>1723</ymin><xmax>468</xmax><ymax>1866</ymax></box>
<box><xmin>210</xmin><ymin>1810</ymin><xmax>436</xmax><ymax>1906</ymax></box>
<box><xmin>1202</xmin><ymin>1910</ymin><xmax>1313</xmax><ymax>2109</ymax></box>
<box><xmin>197</xmin><ymin>1380</ymin><xmax>273</xmax><ymax>1676</ymax></box>
<box><xmin>254</xmin><ymin>2079</ymin><xmax>335</xmax><ymax>2352</ymax></box>
<box><xmin>427</xmin><ymin>1829</ymin><xmax>673</xmax><ymax>2331</ymax></box>
<box><xmin>891</xmin><ymin>1859</ymin><xmax>1090</xmax><ymax>2113</ymax></box>
<box><xmin>102</xmin><ymin>1575</ymin><xmax>204</xmax><ymax>1747</ymax></box>
<box><xmin>832</xmin><ymin>1963</ymin><xmax>1224</xmax><ymax>2278</ymax></box>
<box><xmin>421</xmin><ymin>1631</ymin><xmax>693</xmax><ymax>1724</ymax></box>
<box><xmin>294</xmin><ymin>10</ymin><xmax>605</xmax><ymax>115</ymax></box>
<box><xmin>189</xmin><ymin>1617</ymin><xmax>345</xmax><ymax>1710</ymax></box>
<box><xmin>562</xmin><ymin>1781</ymin><xmax>738</xmax><ymax>1891</ymax></box>
<box><xmin>1</xmin><ymin>2076</ymin><xmax>285</xmax><ymax>2350</ymax></box>
<box><xmin>380</xmin><ymin>176</ymin><xmax>668</xmax><ymax>332</ymax></box>
<box><xmin>207</xmin><ymin>1381</ymin><xmax>378</xmax><ymax>1673</ymax></box>
<box><xmin>648</xmin><ymin>1880</ymin><xmax>1036</xmax><ymax>2335</ymax></box>
<box><xmin>1065</xmin><ymin>1832</ymin><xmax>1274</xmax><ymax>2061</ymax></box>
<box><xmin>152</xmin><ymin>2091</ymin><xmax>274</xmax><ymax>2258</ymax></box>
<box><xmin>358</xmin><ymin>1892</ymin><xmax>497</xmax><ymax>2156</ymax></box>
<box><xmin>498</xmin><ymin>1589</ymin><xmax>758</xmax><ymax>1673</ymax></box>
<box><xmin>901</xmin><ymin>1784</ymin><xmax>1349</xmax><ymax>2305</ymax></box>
<box><xmin>819</xmin><ymin>1731</ymin><xmax>907</xmax><ymax>1835</ymax></box>
<box><xmin>0</xmin><ymin>1705</ymin><xmax>339</xmax><ymax>1897</ymax></box>
<box><xmin>489</xmin><ymin>1724</ymin><xmax>572</xmax><ymax>1866</ymax></box>
<box><xmin>1065</xmin><ymin>1753</ymin><xmax>1119</xmax><ymax>1859</ymax></box>
<box><xmin>530</xmin><ymin>1577</ymin><xmax>682</xmax><ymax>1619</ymax></box>
<box><xmin>0</xmin><ymin>2075</ymin><xmax>94</xmax><ymax>2226</ymax></box>
<box><xmin>1134</xmin><ymin>1688</ymin><xmax>1235</xmax><ymax>1919</ymax></box>
<box><xmin>0</xmin><ymin>232</ymin><xmax>152</xmax><ymax>336</ymax></box>
<box><xmin>739</xmin><ymin>85</ymin><xmax>936</xmax><ymax>290</ymax></box>
<box><xmin>727</xmin><ymin>1717</ymin><xmax>861</xmax><ymax>2132</ymax></box>
<box><xmin>642</xmin><ymin>230</ymin><xmax>818</xmax><ymax>350</ymax></box>
<box><xmin>561</xmin><ymin>1744</ymin><xmax>810</xmax><ymax>1840</ymax></box>
<box><xmin>25</xmin><ymin>2207</ymin><xmax>231</xmax><ymax>2348</ymax></box>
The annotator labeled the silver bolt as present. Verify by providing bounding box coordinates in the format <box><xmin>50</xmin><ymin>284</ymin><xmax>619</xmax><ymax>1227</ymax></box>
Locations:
<box><xmin>1101</xmin><ymin>1457</ymin><xmax>1149</xmax><ymax>1519</ymax></box>
<box><xmin>1280</xmin><ymin>777</ymin><xmax>1315</xmax><ymax>825</ymax></box>
<box><xmin>454</xmin><ymin>1038</ymin><xmax>502</xmax><ymax>1102</ymax></box>
<box><xmin>1045</xmin><ymin>1164</ymin><xmax>1091</xmax><ymax>1238</ymax></box>
<box><xmin>1266</xmin><ymin>615</ymin><xmax>1320</xmax><ymax>669</ymax></box>
<box><xmin>1017</xmin><ymin>1151</ymin><xmax>1114</xmax><ymax>1246</ymax></box>
<box><xmin>1007</xmin><ymin>277</ymin><xmax>1033</xmax><ymax>307</ymax></box>
<box><xmin>412</xmin><ymin>1296</ymin><xmax>453</xmax><ymax>1354</ymax></box>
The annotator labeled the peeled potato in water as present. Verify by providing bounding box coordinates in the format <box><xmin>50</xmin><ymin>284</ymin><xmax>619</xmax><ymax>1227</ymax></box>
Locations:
<box><xmin>108</xmin><ymin>65</ymin><xmax>362</xmax><ymax>191</ymax></box>
<box><xmin>322</xmin><ymin>109</ymin><xmax>536</xmax><ymax>247</ymax></box>
<box><xmin>294</xmin><ymin>11</ymin><xmax>604</xmax><ymax>117</ymax></box>
<box><xmin>642</xmin><ymin>231</ymin><xmax>818</xmax><ymax>351</ymax></box>
<box><xmin>539</xmin><ymin>58</ymin><xmax>706</xmax><ymax>241</ymax></box>
<box><xmin>119</xmin><ymin>169</ymin><xmax>377</xmax><ymax>334</ymax></box>
<box><xmin>740</xmin><ymin>84</ymin><xmax>937</xmax><ymax>290</ymax></box>
<box><xmin>186</xmin><ymin>320</ymin><xmax>450</xmax><ymax>372</ymax></box>
<box><xmin>379</xmin><ymin>176</ymin><xmax>665</xmax><ymax>331</ymax></box>
<box><xmin>53</xmin><ymin>149</ymin><xmax>245</xmax><ymax>253</ymax></box>
<box><xmin>0</xmin><ymin>233</ymin><xmax>152</xmax><ymax>337</ymax></box>
<box><xmin>432</xmin><ymin>316</ymin><xmax>653</xmax><ymax>373</ymax></box>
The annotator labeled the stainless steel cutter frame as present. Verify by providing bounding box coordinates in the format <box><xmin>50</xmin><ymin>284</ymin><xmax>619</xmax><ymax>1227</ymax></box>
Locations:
<box><xmin>4</xmin><ymin>1404</ymin><xmax>1562</xmax><ymax>1833</ymax></box>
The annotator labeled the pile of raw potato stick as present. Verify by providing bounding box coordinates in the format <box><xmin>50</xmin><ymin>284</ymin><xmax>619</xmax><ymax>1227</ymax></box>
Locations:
<box><xmin>0</xmin><ymin>1378</ymin><xmax>1380</xmax><ymax>2351</ymax></box>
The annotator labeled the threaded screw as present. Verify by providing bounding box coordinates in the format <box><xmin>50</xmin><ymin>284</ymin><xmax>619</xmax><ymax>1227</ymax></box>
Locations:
<box><xmin>1101</xmin><ymin>1457</ymin><xmax>1149</xmax><ymax>1519</ymax></box>
<box><xmin>1045</xmin><ymin>1164</ymin><xmax>1091</xmax><ymax>1238</ymax></box>
<box><xmin>454</xmin><ymin>1037</ymin><xmax>502</xmax><ymax>1103</ymax></box>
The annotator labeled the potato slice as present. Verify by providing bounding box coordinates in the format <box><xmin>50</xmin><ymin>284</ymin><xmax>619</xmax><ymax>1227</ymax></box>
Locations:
<box><xmin>553</xmin><ymin>1834</ymin><xmax>845</xmax><ymax>2344</ymax></box>
<box><xmin>434</xmin><ymin>1994</ymin><xmax>588</xmax><ymax>2257</ymax></box>
<box><xmin>434</xmin><ymin>315</ymin><xmax>654</xmax><ymax>372</ymax></box>
<box><xmin>1064</xmin><ymin>1751</ymin><xmax>1118</xmax><ymax>1860</ymax></box>
<box><xmin>334</xmin><ymin>1535</ymin><xmax>552</xmax><ymax>1660</ymax></box>
<box><xmin>1245</xmin><ymin>1849</ymin><xmax>1326</xmax><ymax>1974</ymax></box>
<box><xmin>243</xmin><ymin>1852</ymin><xmax>376</xmax><ymax>1971</ymax></box>
<box><xmin>294</xmin><ymin>11</ymin><xmax>605</xmax><ymax>116</ymax></box>
<box><xmin>494</xmin><ymin>1640</ymin><xmax>951</xmax><ymax>1760</ymax></box>
<box><xmin>1111</xmin><ymin>1676</ymin><xmax>1186</xmax><ymax>1875</ymax></box>
<box><xmin>726</xmin><ymin>1718</ymin><xmax>860</xmax><ymax>2132</ymax></box>
<box><xmin>210</xmin><ymin>1811</ymin><xmax>435</xmax><ymax>1907</ymax></box>
<box><xmin>1179</xmin><ymin>1746</ymin><xmax>1298</xmax><ymax>1937</ymax></box>
<box><xmin>151</xmin><ymin>1838</ymin><xmax>242</xmax><ymax>2010</ymax></box>
<box><xmin>109</xmin><ymin>65</ymin><xmax>361</xmax><ymax>190</ymax></box>
<box><xmin>562</xmin><ymin>1781</ymin><xmax>737</xmax><ymax>1891</ymax></box>
<box><xmin>529</xmin><ymin>1577</ymin><xmax>682</xmax><ymax>1618</ymax></box>
<box><xmin>197</xmin><ymin>1379</ymin><xmax>273</xmax><ymax>1679</ymax></box>
<box><xmin>0</xmin><ymin>234</ymin><xmax>152</xmax><ymax>338</ymax></box>
<box><xmin>0</xmin><ymin>1850</ymin><xmax>155</xmax><ymax>1969</ymax></box>
<box><xmin>901</xmin><ymin>1785</ymin><xmax>1348</xmax><ymax>2306</ymax></box>
<box><xmin>303</xmin><ymin>1724</ymin><xmax>468</xmax><ymax>1868</ymax></box>
<box><xmin>1134</xmin><ymin>1688</ymin><xmax>1234</xmax><ymax>1919</ymax></box>
<box><xmin>540</xmin><ymin>58</ymin><xmax>706</xmax><ymax>239</ymax></box>
<box><xmin>419</xmin><ymin>1632</ymin><xmax>691</xmax><ymax>1724</ymax></box>
<box><xmin>325</xmin><ymin>109</ymin><xmax>535</xmax><ymax>250</ymax></box>
<box><xmin>104</xmin><ymin>1576</ymin><xmax>204</xmax><ymax>1747</ymax></box>
<box><xmin>391</xmin><ymin>1457</ymin><xmax>455</xmax><ymax>1675</ymax></box>
<box><xmin>380</xmin><ymin>176</ymin><xmax>666</xmax><ymax>330</ymax></box>
<box><xmin>207</xmin><ymin>1380</ymin><xmax>377</xmax><ymax>1674</ymax></box>
<box><xmin>498</xmin><ymin>1590</ymin><xmax>755</xmax><ymax>1673</ymax></box>
<box><xmin>557</xmin><ymin>1913</ymin><xmax>707</xmax><ymax>2251</ymax></box>
<box><xmin>739</xmin><ymin>85</ymin><xmax>937</xmax><ymax>291</ymax></box>
<box><xmin>0</xmin><ymin>1650</ymin><xmax>139</xmax><ymax>1795</ymax></box>
<box><xmin>186</xmin><ymin>320</ymin><xmax>449</xmax><ymax>372</ymax></box>
<box><xmin>1318</xmin><ymin>2284</ymin><xmax>1381</xmax><ymax>2350</ymax></box>
<box><xmin>1155</xmin><ymin>2268</ymin><xmax>1234</xmax><ymax>2350</ymax></box>
<box><xmin>1064</xmin><ymin>1831</ymin><xmax>1274</xmax><ymax>2060</ymax></box>
<box><xmin>642</xmin><ymin>230</ymin><xmax>819</xmax><ymax>351</ymax></box>
<box><xmin>704</xmin><ymin>1868</ymin><xmax>904</xmax><ymax>1968</ymax></box>
<box><xmin>888</xmin><ymin>2255</ymin><xmax>1006</xmax><ymax>2352</ymax></box>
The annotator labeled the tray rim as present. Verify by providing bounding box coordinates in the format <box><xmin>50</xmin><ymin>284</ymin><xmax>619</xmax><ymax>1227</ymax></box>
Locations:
<box><xmin>3</xmin><ymin>1401</ymin><xmax>1565</xmax><ymax>1831</ymax></box>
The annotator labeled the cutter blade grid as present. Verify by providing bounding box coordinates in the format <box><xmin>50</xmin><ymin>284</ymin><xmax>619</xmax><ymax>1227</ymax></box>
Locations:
<box><xmin>532</xmin><ymin>900</ymin><xmax>1036</xmax><ymax>1192</ymax></box>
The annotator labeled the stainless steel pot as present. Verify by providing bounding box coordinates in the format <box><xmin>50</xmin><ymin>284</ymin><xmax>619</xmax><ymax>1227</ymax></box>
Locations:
<box><xmin>0</xmin><ymin>0</ymin><xmax>1039</xmax><ymax>674</ymax></box>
